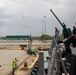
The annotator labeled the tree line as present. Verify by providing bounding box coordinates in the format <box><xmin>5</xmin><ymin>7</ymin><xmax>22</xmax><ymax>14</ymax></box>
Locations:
<box><xmin>32</xmin><ymin>34</ymin><xmax>53</xmax><ymax>40</ymax></box>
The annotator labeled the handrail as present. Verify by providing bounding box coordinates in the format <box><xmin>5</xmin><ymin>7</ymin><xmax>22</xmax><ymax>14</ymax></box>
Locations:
<box><xmin>47</xmin><ymin>29</ymin><xmax>68</xmax><ymax>75</ymax></box>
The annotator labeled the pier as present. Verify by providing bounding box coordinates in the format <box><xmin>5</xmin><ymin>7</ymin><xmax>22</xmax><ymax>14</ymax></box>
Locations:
<box><xmin>0</xmin><ymin>50</ymin><xmax>39</xmax><ymax>75</ymax></box>
<box><xmin>0</xmin><ymin>39</ymin><xmax>51</xmax><ymax>75</ymax></box>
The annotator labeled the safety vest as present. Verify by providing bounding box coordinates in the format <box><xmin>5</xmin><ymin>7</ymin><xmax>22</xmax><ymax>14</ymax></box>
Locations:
<box><xmin>12</xmin><ymin>62</ymin><xmax>16</xmax><ymax>68</ymax></box>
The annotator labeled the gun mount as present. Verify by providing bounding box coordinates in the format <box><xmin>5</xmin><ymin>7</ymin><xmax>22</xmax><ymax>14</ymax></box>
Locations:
<box><xmin>50</xmin><ymin>9</ymin><xmax>70</xmax><ymax>36</ymax></box>
<box><xmin>50</xmin><ymin>9</ymin><xmax>76</xmax><ymax>45</ymax></box>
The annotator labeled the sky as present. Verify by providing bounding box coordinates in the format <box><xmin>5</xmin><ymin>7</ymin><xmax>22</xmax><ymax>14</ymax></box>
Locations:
<box><xmin>0</xmin><ymin>0</ymin><xmax>76</xmax><ymax>37</ymax></box>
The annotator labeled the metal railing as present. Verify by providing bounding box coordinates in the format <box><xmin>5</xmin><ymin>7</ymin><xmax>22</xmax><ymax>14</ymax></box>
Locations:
<box><xmin>47</xmin><ymin>30</ymin><xmax>68</xmax><ymax>75</ymax></box>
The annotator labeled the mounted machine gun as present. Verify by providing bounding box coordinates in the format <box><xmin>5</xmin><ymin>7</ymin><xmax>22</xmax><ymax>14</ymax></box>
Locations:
<box><xmin>49</xmin><ymin>9</ymin><xmax>76</xmax><ymax>75</ymax></box>
<box><xmin>50</xmin><ymin>9</ymin><xmax>76</xmax><ymax>49</ymax></box>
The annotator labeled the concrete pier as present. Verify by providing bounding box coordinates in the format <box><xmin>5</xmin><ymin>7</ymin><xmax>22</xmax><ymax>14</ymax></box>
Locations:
<box><xmin>0</xmin><ymin>50</ymin><xmax>29</xmax><ymax>75</ymax></box>
<box><xmin>0</xmin><ymin>50</ymin><xmax>39</xmax><ymax>75</ymax></box>
<box><xmin>14</xmin><ymin>54</ymin><xmax>39</xmax><ymax>75</ymax></box>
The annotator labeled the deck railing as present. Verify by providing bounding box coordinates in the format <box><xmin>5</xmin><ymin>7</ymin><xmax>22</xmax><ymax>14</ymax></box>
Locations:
<box><xmin>47</xmin><ymin>30</ymin><xmax>68</xmax><ymax>75</ymax></box>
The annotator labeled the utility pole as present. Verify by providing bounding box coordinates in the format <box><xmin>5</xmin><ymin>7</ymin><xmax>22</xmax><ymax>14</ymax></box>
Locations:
<box><xmin>42</xmin><ymin>20</ymin><xmax>43</xmax><ymax>35</ymax></box>
<box><xmin>44</xmin><ymin>16</ymin><xmax>46</xmax><ymax>41</ymax></box>
<box><xmin>44</xmin><ymin>16</ymin><xmax>46</xmax><ymax>49</ymax></box>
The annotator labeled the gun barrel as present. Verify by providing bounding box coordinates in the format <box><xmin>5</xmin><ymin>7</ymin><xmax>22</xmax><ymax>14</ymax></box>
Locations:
<box><xmin>50</xmin><ymin>9</ymin><xmax>64</xmax><ymax>28</ymax></box>
<box><xmin>50</xmin><ymin>9</ymin><xmax>70</xmax><ymax>35</ymax></box>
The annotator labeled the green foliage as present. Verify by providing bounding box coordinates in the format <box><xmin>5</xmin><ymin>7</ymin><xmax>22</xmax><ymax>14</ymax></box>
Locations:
<box><xmin>40</xmin><ymin>34</ymin><xmax>52</xmax><ymax>40</ymax></box>
<box><xmin>32</xmin><ymin>36</ymin><xmax>40</xmax><ymax>40</ymax></box>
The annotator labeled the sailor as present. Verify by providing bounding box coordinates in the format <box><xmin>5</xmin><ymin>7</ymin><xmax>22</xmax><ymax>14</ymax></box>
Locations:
<box><xmin>55</xmin><ymin>26</ymin><xmax>59</xmax><ymax>40</ymax></box>
<box><xmin>62</xmin><ymin>25</ymin><xmax>71</xmax><ymax>39</ymax></box>
<box><xmin>55</xmin><ymin>26</ymin><xmax>58</xmax><ymax>34</ymax></box>
<box><xmin>14</xmin><ymin>58</ymin><xmax>17</xmax><ymax>69</ymax></box>
<box><xmin>72</xmin><ymin>26</ymin><xmax>76</xmax><ymax>34</ymax></box>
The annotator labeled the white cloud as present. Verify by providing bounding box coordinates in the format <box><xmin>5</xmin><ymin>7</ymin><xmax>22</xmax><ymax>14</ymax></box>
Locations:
<box><xmin>0</xmin><ymin>0</ymin><xmax>76</xmax><ymax>36</ymax></box>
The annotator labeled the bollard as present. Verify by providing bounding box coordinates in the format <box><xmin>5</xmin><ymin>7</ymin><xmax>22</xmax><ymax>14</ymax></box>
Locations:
<box><xmin>24</xmin><ymin>62</ymin><xmax>27</xmax><ymax>67</ymax></box>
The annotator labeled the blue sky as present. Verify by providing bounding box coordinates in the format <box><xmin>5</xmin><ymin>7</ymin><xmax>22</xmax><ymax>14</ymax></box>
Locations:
<box><xmin>0</xmin><ymin>0</ymin><xmax>76</xmax><ymax>36</ymax></box>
